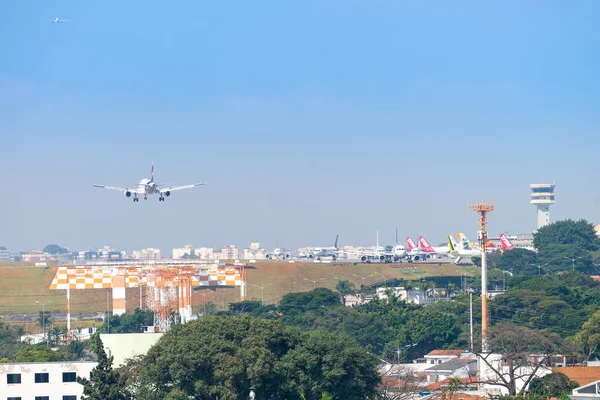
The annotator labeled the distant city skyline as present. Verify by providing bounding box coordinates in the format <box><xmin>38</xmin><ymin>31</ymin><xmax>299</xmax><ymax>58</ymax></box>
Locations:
<box><xmin>2</xmin><ymin>1</ymin><xmax>599</xmax><ymax>253</ymax></box>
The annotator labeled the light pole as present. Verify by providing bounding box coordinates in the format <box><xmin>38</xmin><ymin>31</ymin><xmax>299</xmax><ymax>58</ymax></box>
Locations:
<box><xmin>353</xmin><ymin>273</ymin><xmax>375</xmax><ymax>288</ymax></box>
<box><xmin>35</xmin><ymin>301</ymin><xmax>50</xmax><ymax>346</ymax></box>
<box><xmin>531</xmin><ymin>263</ymin><xmax>548</xmax><ymax>275</ymax></box>
<box><xmin>252</xmin><ymin>284</ymin><xmax>271</xmax><ymax>306</ymax></box>
<box><xmin>502</xmin><ymin>270</ymin><xmax>513</xmax><ymax>291</ymax></box>
<box><xmin>565</xmin><ymin>256</ymin><xmax>582</xmax><ymax>271</ymax></box>
<box><xmin>303</xmin><ymin>277</ymin><xmax>325</xmax><ymax>290</ymax></box>
<box><xmin>200</xmin><ymin>293</ymin><xmax>210</xmax><ymax>316</ymax></box>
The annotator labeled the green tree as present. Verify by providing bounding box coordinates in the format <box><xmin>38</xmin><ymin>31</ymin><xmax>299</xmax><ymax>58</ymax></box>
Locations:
<box><xmin>536</xmin><ymin>244</ymin><xmax>593</xmax><ymax>274</ymax></box>
<box><xmin>42</xmin><ymin>244</ymin><xmax>68</xmax><ymax>254</ymax></box>
<box><xmin>14</xmin><ymin>344</ymin><xmax>69</xmax><ymax>362</ymax></box>
<box><xmin>335</xmin><ymin>279</ymin><xmax>356</xmax><ymax>296</ymax></box>
<box><xmin>529</xmin><ymin>372</ymin><xmax>578</xmax><ymax>398</ymax></box>
<box><xmin>77</xmin><ymin>334</ymin><xmax>124</xmax><ymax>400</ymax></box>
<box><xmin>496</xmin><ymin>248</ymin><xmax>538</xmax><ymax>275</ymax></box>
<box><xmin>533</xmin><ymin>219</ymin><xmax>599</xmax><ymax>252</ymax></box>
<box><xmin>137</xmin><ymin>315</ymin><xmax>379</xmax><ymax>399</ymax></box>
<box><xmin>279</xmin><ymin>330</ymin><xmax>380</xmax><ymax>400</ymax></box>
<box><xmin>573</xmin><ymin>310</ymin><xmax>600</xmax><ymax>362</ymax></box>
<box><xmin>96</xmin><ymin>308</ymin><xmax>154</xmax><ymax>334</ymax></box>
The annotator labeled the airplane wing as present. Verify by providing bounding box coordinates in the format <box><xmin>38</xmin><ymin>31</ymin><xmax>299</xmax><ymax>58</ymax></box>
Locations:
<box><xmin>158</xmin><ymin>183</ymin><xmax>207</xmax><ymax>192</ymax></box>
<box><xmin>92</xmin><ymin>185</ymin><xmax>144</xmax><ymax>194</ymax></box>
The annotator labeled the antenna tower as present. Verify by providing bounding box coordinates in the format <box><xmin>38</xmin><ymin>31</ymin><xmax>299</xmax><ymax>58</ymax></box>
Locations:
<box><xmin>469</xmin><ymin>201</ymin><xmax>494</xmax><ymax>352</ymax></box>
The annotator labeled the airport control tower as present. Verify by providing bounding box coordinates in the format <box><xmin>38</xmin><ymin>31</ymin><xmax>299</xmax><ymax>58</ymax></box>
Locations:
<box><xmin>530</xmin><ymin>183</ymin><xmax>556</xmax><ymax>229</ymax></box>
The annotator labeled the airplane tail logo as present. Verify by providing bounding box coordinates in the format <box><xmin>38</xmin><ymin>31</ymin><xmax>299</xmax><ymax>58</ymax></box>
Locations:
<box><xmin>418</xmin><ymin>236</ymin><xmax>434</xmax><ymax>252</ymax></box>
<box><xmin>487</xmin><ymin>239</ymin><xmax>496</xmax><ymax>249</ymax></box>
<box><xmin>406</xmin><ymin>237</ymin><xmax>418</xmax><ymax>250</ymax></box>
<box><xmin>457</xmin><ymin>233</ymin><xmax>472</xmax><ymax>250</ymax></box>
<box><xmin>499</xmin><ymin>233</ymin><xmax>514</xmax><ymax>250</ymax></box>
<box><xmin>334</xmin><ymin>234</ymin><xmax>339</xmax><ymax>249</ymax></box>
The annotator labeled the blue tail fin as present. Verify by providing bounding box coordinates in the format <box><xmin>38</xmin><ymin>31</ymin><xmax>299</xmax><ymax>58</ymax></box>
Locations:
<box><xmin>334</xmin><ymin>234</ymin><xmax>339</xmax><ymax>249</ymax></box>
<box><xmin>151</xmin><ymin>163</ymin><xmax>155</xmax><ymax>182</ymax></box>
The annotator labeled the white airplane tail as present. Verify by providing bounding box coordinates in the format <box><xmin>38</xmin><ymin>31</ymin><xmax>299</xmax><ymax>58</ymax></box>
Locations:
<box><xmin>457</xmin><ymin>233</ymin><xmax>473</xmax><ymax>250</ymax></box>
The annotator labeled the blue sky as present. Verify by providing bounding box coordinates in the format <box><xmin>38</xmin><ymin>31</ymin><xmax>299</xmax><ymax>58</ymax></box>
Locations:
<box><xmin>1</xmin><ymin>0</ymin><xmax>599</xmax><ymax>253</ymax></box>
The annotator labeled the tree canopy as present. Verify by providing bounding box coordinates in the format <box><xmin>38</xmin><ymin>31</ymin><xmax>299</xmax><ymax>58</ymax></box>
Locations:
<box><xmin>136</xmin><ymin>315</ymin><xmax>379</xmax><ymax>399</ymax></box>
<box><xmin>533</xmin><ymin>219</ymin><xmax>599</xmax><ymax>252</ymax></box>
<box><xmin>77</xmin><ymin>334</ymin><xmax>124</xmax><ymax>400</ymax></box>
<box><xmin>42</xmin><ymin>244</ymin><xmax>69</xmax><ymax>254</ymax></box>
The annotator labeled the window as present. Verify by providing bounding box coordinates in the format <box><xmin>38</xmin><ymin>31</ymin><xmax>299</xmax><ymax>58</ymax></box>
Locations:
<box><xmin>63</xmin><ymin>396</ymin><xmax>77</xmax><ymax>400</ymax></box>
<box><xmin>62</xmin><ymin>372</ymin><xmax>77</xmax><ymax>382</ymax></box>
<box><xmin>35</xmin><ymin>397</ymin><xmax>50</xmax><ymax>400</ymax></box>
<box><xmin>7</xmin><ymin>397</ymin><xmax>22</xmax><ymax>400</ymax></box>
<box><xmin>35</xmin><ymin>372</ymin><xmax>49</xmax><ymax>383</ymax></box>
<box><xmin>7</xmin><ymin>373</ymin><xmax>21</xmax><ymax>384</ymax></box>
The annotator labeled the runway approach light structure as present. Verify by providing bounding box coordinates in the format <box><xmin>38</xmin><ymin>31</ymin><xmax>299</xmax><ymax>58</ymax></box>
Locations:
<box><xmin>530</xmin><ymin>183</ymin><xmax>556</xmax><ymax>229</ymax></box>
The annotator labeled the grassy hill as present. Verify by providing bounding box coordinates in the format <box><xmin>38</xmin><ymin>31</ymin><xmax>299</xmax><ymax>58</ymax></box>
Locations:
<box><xmin>0</xmin><ymin>261</ymin><xmax>478</xmax><ymax>316</ymax></box>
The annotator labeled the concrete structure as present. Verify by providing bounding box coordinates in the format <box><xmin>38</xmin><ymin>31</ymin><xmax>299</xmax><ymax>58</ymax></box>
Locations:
<box><xmin>530</xmin><ymin>183</ymin><xmax>556</xmax><ymax>229</ymax></box>
<box><xmin>172</xmin><ymin>244</ymin><xmax>194</xmax><ymax>259</ymax></box>
<box><xmin>0</xmin><ymin>361</ymin><xmax>96</xmax><ymax>399</ymax></box>
<box><xmin>101</xmin><ymin>332</ymin><xmax>163</xmax><ymax>367</ymax></box>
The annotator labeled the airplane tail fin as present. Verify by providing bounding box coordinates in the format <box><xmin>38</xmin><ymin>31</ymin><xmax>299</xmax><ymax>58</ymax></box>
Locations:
<box><xmin>457</xmin><ymin>233</ymin><xmax>472</xmax><ymax>250</ymax></box>
<box><xmin>486</xmin><ymin>239</ymin><xmax>496</xmax><ymax>249</ymax></box>
<box><xmin>447</xmin><ymin>235</ymin><xmax>455</xmax><ymax>252</ymax></box>
<box><xmin>499</xmin><ymin>233</ymin><xmax>515</xmax><ymax>250</ymax></box>
<box><xmin>334</xmin><ymin>234</ymin><xmax>339</xmax><ymax>249</ymax></box>
<box><xmin>395</xmin><ymin>229</ymin><xmax>399</xmax><ymax>245</ymax></box>
<box><xmin>406</xmin><ymin>237</ymin><xmax>418</xmax><ymax>250</ymax></box>
<box><xmin>151</xmin><ymin>163</ymin><xmax>155</xmax><ymax>182</ymax></box>
<box><xmin>418</xmin><ymin>236</ymin><xmax>434</xmax><ymax>252</ymax></box>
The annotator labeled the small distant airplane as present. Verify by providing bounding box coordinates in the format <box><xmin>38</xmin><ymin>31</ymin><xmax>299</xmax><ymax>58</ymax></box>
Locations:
<box><xmin>308</xmin><ymin>235</ymin><xmax>341</xmax><ymax>261</ymax></box>
<box><xmin>93</xmin><ymin>163</ymin><xmax>207</xmax><ymax>202</ymax></box>
<box><xmin>49</xmin><ymin>17</ymin><xmax>69</xmax><ymax>23</ymax></box>
<box><xmin>266</xmin><ymin>241</ymin><xmax>291</xmax><ymax>260</ymax></box>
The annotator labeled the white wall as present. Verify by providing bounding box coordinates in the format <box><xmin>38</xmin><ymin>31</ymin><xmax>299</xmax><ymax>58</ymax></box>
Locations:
<box><xmin>0</xmin><ymin>361</ymin><xmax>96</xmax><ymax>400</ymax></box>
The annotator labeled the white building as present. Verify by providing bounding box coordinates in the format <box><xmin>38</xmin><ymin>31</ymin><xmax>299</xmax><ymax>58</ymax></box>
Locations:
<box><xmin>101</xmin><ymin>333</ymin><xmax>163</xmax><ymax>367</ymax></box>
<box><xmin>0</xmin><ymin>249</ymin><xmax>10</xmax><ymax>262</ymax></box>
<box><xmin>194</xmin><ymin>247</ymin><xmax>214</xmax><ymax>260</ymax></box>
<box><xmin>0</xmin><ymin>361</ymin><xmax>96</xmax><ymax>400</ymax></box>
<box><xmin>219</xmin><ymin>245</ymin><xmax>239</xmax><ymax>260</ymax></box>
<box><xmin>131</xmin><ymin>248</ymin><xmax>161</xmax><ymax>259</ymax></box>
<box><xmin>172</xmin><ymin>244</ymin><xmax>194</xmax><ymax>259</ymax></box>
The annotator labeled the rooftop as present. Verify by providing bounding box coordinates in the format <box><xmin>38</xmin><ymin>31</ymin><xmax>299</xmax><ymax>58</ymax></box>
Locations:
<box><xmin>426</xmin><ymin>350</ymin><xmax>465</xmax><ymax>357</ymax></box>
<box><xmin>553</xmin><ymin>366</ymin><xmax>600</xmax><ymax>387</ymax></box>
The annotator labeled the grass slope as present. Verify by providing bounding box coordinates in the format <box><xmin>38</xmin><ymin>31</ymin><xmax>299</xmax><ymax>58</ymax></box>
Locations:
<box><xmin>0</xmin><ymin>262</ymin><xmax>477</xmax><ymax>316</ymax></box>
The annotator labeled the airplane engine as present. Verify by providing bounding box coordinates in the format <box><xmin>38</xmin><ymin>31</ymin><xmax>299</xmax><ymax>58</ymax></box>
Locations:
<box><xmin>308</xmin><ymin>254</ymin><xmax>314</xmax><ymax>259</ymax></box>
<box><xmin>413</xmin><ymin>255</ymin><xmax>421</xmax><ymax>261</ymax></box>
<box><xmin>284</xmin><ymin>254</ymin><xmax>290</xmax><ymax>259</ymax></box>
<box><xmin>379</xmin><ymin>255</ymin><xmax>385</xmax><ymax>261</ymax></box>
<box><xmin>124</xmin><ymin>191</ymin><xmax>131</xmax><ymax>198</ymax></box>
<box><xmin>361</xmin><ymin>256</ymin><xmax>368</xmax><ymax>262</ymax></box>
<box><xmin>165</xmin><ymin>191</ymin><xmax>171</xmax><ymax>197</ymax></box>
<box><xmin>266</xmin><ymin>254</ymin><xmax>271</xmax><ymax>259</ymax></box>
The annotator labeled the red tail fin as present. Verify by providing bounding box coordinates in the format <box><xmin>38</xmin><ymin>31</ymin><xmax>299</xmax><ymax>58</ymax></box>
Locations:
<box><xmin>418</xmin><ymin>236</ymin><xmax>435</xmax><ymax>252</ymax></box>
<box><xmin>486</xmin><ymin>239</ymin><xmax>496</xmax><ymax>248</ymax></box>
<box><xmin>406</xmin><ymin>237</ymin><xmax>418</xmax><ymax>250</ymax></box>
<box><xmin>499</xmin><ymin>234</ymin><xmax>514</xmax><ymax>250</ymax></box>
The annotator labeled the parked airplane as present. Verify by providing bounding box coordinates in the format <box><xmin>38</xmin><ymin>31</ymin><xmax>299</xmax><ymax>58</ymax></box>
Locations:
<box><xmin>457</xmin><ymin>233</ymin><xmax>496</xmax><ymax>252</ymax></box>
<box><xmin>266</xmin><ymin>241</ymin><xmax>291</xmax><ymax>260</ymax></box>
<box><xmin>93</xmin><ymin>163</ymin><xmax>207</xmax><ymax>202</ymax></box>
<box><xmin>360</xmin><ymin>230</ymin><xmax>407</xmax><ymax>263</ymax></box>
<box><xmin>447</xmin><ymin>235</ymin><xmax>480</xmax><ymax>264</ymax></box>
<box><xmin>418</xmin><ymin>236</ymin><xmax>450</xmax><ymax>254</ymax></box>
<box><xmin>499</xmin><ymin>233</ymin><xmax>515</xmax><ymax>250</ymax></box>
<box><xmin>308</xmin><ymin>235</ymin><xmax>341</xmax><ymax>261</ymax></box>
<box><xmin>405</xmin><ymin>237</ymin><xmax>434</xmax><ymax>262</ymax></box>
<box><xmin>49</xmin><ymin>17</ymin><xmax>69</xmax><ymax>23</ymax></box>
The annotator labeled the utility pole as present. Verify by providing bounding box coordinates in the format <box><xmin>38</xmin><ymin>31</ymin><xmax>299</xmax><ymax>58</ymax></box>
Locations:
<box><xmin>352</xmin><ymin>273</ymin><xmax>375</xmax><ymax>288</ymax></box>
<box><xmin>35</xmin><ymin>301</ymin><xmax>49</xmax><ymax>346</ymax></box>
<box><xmin>468</xmin><ymin>288</ymin><xmax>474</xmax><ymax>352</ymax></box>
<box><xmin>200</xmin><ymin>293</ymin><xmax>209</xmax><ymax>316</ymax></box>
<box><xmin>252</xmin><ymin>284</ymin><xmax>271</xmax><ymax>306</ymax></box>
<box><xmin>303</xmin><ymin>277</ymin><xmax>325</xmax><ymax>290</ymax></box>
<box><xmin>470</xmin><ymin>201</ymin><xmax>494</xmax><ymax>352</ymax></box>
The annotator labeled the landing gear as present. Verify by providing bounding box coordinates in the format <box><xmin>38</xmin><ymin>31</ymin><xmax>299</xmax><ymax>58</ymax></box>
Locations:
<box><xmin>133</xmin><ymin>195</ymin><xmax>139</xmax><ymax>202</ymax></box>
<box><xmin>144</xmin><ymin>195</ymin><xmax>147</xmax><ymax>200</ymax></box>
<box><xmin>158</xmin><ymin>196</ymin><xmax>165</xmax><ymax>202</ymax></box>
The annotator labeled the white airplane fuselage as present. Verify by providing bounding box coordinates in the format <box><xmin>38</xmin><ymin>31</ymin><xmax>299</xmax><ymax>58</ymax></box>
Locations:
<box><xmin>139</xmin><ymin>178</ymin><xmax>158</xmax><ymax>195</ymax></box>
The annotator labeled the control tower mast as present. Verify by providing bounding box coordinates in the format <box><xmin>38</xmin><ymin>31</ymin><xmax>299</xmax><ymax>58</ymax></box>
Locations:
<box><xmin>530</xmin><ymin>183</ymin><xmax>555</xmax><ymax>229</ymax></box>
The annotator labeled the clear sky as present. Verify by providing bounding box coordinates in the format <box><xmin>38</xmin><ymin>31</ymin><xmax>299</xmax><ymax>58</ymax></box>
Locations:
<box><xmin>1</xmin><ymin>0</ymin><xmax>599</xmax><ymax>254</ymax></box>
